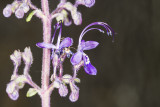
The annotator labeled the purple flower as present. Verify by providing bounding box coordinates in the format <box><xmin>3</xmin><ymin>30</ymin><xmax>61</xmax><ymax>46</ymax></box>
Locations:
<box><xmin>71</xmin><ymin>40</ymin><xmax>98</xmax><ymax>75</ymax></box>
<box><xmin>71</xmin><ymin>22</ymin><xmax>114</xmax><ymax>75</ymax></box>
<box><xmin>37</xmin><ymin>22</ymin><xmax>73</xmax><ymax>59</ymax></box>
<box><xmin>36</xmin><ymin>37</ymin><xmax>73</xmax><ymax>58</ymax></box>
<box><xmin>37</xmin><ymin>22</ymin><xmax>73</xmax><ymax>50</ymax></box>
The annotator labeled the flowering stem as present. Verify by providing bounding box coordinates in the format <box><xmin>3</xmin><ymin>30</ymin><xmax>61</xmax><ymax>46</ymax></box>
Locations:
<box><xmin>41</xmin><ymin>0</ymin><xmax>51</xmax><ymax>107</ymax></box>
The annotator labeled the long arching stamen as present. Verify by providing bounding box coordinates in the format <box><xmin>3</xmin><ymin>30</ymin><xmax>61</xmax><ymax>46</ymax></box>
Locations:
<box><xmin>81</xmin><ymin>27</ymin><xmax>104</xmax><ymax>39</ymax></box>
<box><xmin>51</xmin><ymin>23</ymin><xmax>58</xmax><ymax>43</ymax></box>
<box><xmin>56</xmin><ymin>21</ymin><xmax>63</xmax><ymax>49</ymax></box>
<box><xmin>78</xmin><ymin>22</ymin><xmax>115</xmax><ymax>46</ymax></box>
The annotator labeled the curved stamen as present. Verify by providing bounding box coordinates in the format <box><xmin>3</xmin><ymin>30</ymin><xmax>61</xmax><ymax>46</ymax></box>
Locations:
<box><xmin>56</xmin><ymin>21</ymin><xmax>63</xmax><ymax>49</ymax></box>
<box><xmin>51</xmin><ymin>23</ymin><xmax>58</xmax><ymax>43</ymax></box>
<box><xmin>78</xmin><ymin>22</ymin><xmax>115</xmax><ymax>46</ymax></box>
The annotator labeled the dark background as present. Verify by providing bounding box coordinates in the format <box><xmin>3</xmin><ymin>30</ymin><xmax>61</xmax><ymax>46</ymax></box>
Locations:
<box><xmin>0</xmin><ymin>0</ymin><xmax>160</xmax><ymax>107</ymax></box>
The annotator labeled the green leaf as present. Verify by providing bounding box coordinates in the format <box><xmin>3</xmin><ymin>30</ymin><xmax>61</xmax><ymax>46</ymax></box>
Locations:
<box><xmin>26</xmin><ymin>10</ymin><xmax>36</xmax><ymax>22</ymax></box>
<box><xmin>26</xmin><ymin>88</ymin><xmax>37</xmax><ymax>97</ymax></box>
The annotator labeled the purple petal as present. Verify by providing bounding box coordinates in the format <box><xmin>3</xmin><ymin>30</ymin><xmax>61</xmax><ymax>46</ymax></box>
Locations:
<box><xmin>83</xmin><ymin>54</ymin><xmax>97</xmax><ymax>75</ymax></box>
<box><xmin>36</xmin><ymin>42</ymin><xmax>56</xmax><ymax>49</ymax></box>
<box><xmin>84</xmin><ymin>63</ymin><xmax>97</xmax><ymax>75</ymax></box>
<box><xmin>70</xmin><ymin>51</ymin><xmax>83</xmax><ymax>65</ymax></box>
<box><xmin>82</xmin><ymin>41</ymin><xmax>99</xmax><ymax>50</ymax></box>
<box><xmin>59</xmin><ymin>37</ymin><xmax>73</xmax><ymax>49</ymax></box>
<box><xmin>59</xmin><ymin>84</ymin><xmax>68</xmax><ymax>97</ymax></box>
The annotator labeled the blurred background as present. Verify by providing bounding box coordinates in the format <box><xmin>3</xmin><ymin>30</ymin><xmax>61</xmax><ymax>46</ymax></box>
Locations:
<box><xmin>0</xmin><ymin>0</ymin><xmax>160</xmax><ymax>107</ymax></box>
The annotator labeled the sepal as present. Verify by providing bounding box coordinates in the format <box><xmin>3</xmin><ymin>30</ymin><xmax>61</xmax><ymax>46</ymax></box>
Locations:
<box><xmin>26</xmin><ymin>88</ymin><xmax>38</xmax><ymax>97</ymax></box>
<box><xmin>62</xmin><ymin>74</ymin><xmax>72</xmax><ymax>84</ymax></box>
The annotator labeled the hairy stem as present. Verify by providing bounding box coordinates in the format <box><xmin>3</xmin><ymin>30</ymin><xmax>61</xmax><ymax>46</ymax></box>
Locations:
<box><xmin>41</xmin><ymin>0</ymin><xmax>51</xmax><ymax>107</ymax></box>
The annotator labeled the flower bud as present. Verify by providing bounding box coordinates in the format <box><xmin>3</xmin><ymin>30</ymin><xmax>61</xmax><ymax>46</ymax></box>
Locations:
<box><xmin>15</xmin><ymin>8</ymin><xmax>24</xmax><ymax>19</ymax></box>
<box><xmin>69</xmin><ymin>90</ymin><xmax>79</xmax><ymax>102</ymax></box>
<box><xmin>59</xmin><ymin>84</ymin><xmax>68</xmax><ymax>97</ymax></box>
<box><xmin>3</xmin><ymin>4</ymin><xmax>12</xmax><ymax>18</ymax></box>
<box><xmin>69</xmin><ymin>82</ymin><xmax>79</xmax><ymax>102</ymax></box>
<box><xmin>10</xmin><ymin>50</ymin><xmax>21</xmax><ymax>66</ymax></box>
<box><xmin>84</xmin><ymin>0</ymin><xmax>95</xmax><ymax>8</ymax></box>
<box><xmin>72</xmin><ymin>12</ymin><xmax>82</xmax><ymax>25</ymax></box>
<box><xmin>20</xmin><ymin>3</ymin><xmax>30</xmax><ymax>13</ymax></box>
<box><xmin>22</xmin><ymin>47</ymin><xmax>33</xmax><ymax>65</ymax></box>
<box><xmin>8</xmin><ymin>90</ymin><xmax>19</xmax><ymax>101</ymax></box>
<box><xmin>75</xmin><ymin>0</ymin><xmax>95</xmax><ymax>8</ymax></box>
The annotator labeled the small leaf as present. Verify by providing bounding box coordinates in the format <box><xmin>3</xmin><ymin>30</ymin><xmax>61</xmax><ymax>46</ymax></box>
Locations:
<box><xmin>74</xmin><ymin>78</ymin><xmax>80</xmax><ymax>83</ymax></box>
<box><xmin>26</xmin><ymin>10</ymin><xmax>36</xmax><ymax>22</ymax></box>
<box><xmin>26</xmin><ymin>88</ymin><xmax>37</xmax><ymax>97</ymax></box>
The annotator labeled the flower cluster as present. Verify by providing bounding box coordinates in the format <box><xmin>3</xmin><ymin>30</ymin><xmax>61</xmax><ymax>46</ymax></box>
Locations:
<box><xmin>3</xmin><ymin>0</ymin><xmax>30</xmax><ymax>19</ymax></box>
<box><xmin>6</xmin><ymin>47</ymin><xmax>39</xmax><ymax>100</ymax></box>
<box><xmin>36</xmin><ymin>21</ymin><xmax>114</xmax><ymax>102</ymax></box>
<box><xmin>3</xmin><ymin>0</ymin><xmax>96</xmax><ymax>26</ymax></box>
<box><xmin>55</xmin><ymin>0</ymin><xmax>95</xmax><ymax>25</ymax></box>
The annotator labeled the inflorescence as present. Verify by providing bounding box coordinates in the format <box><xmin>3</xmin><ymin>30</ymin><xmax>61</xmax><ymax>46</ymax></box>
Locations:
<box><xmin>4</xmin><ymin>0</ymin><xmax>114</xmax><ymax>103</ymax></box>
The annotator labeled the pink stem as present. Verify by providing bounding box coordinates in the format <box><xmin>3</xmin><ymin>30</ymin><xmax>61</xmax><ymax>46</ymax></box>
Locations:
<box><xmin>41</xmin><ymin>0</ymin><xmax>51</xmax><ymax>107</ymax></box>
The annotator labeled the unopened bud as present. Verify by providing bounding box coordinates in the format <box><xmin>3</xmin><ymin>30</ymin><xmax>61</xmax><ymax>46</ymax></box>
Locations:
<box><xmin>59</xmin><ymin>84</ymin><xmax>68</xmax><ymax>97</ymax></box>
<box><xmin>20</xmin><ymin>3</ymin><xmax>30</xmax><ymax>13</ymax></box>
<box><xmin>15</xmin><ymin>8</ymin><xmax>24</xmax><ymax>19</ymax></box>
<box><xmin>22</xmin><ymin>47</ymin><xmax>33</xmax><ymax>65</ymax></box>
<box><xmin>72</xmin><ymin>12</ymin><xmax>82</xmax><ymax>25</ymax></box>
<box><xmin>3</xmin><ymin>5</ymin><xmax>12</xmax><ymax>18</ymax></box>
<box><xmin>10</xmin><ymin>50</ymin><xmax>21</xmax><ymax>66</ymax></box>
